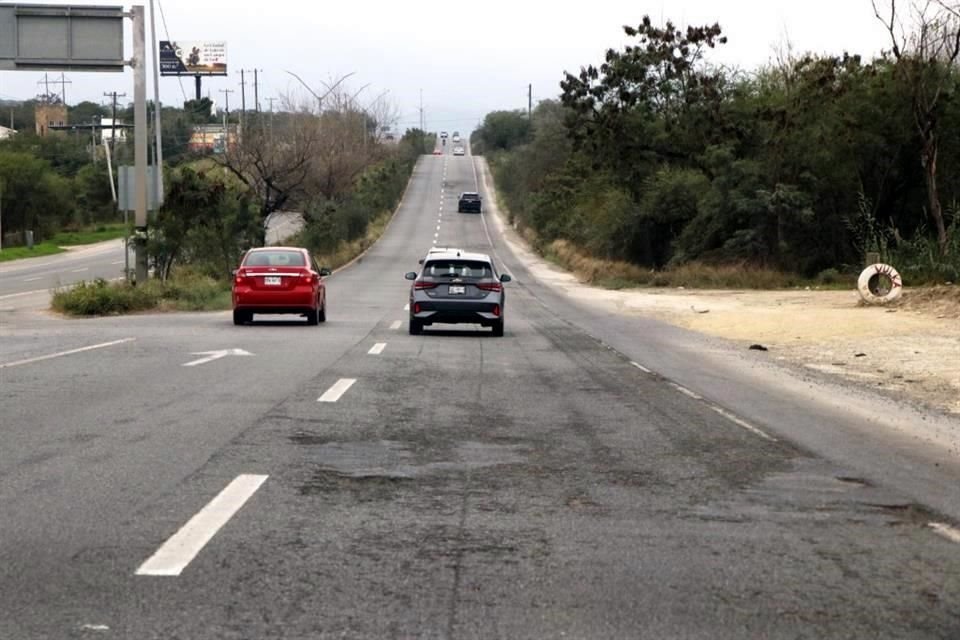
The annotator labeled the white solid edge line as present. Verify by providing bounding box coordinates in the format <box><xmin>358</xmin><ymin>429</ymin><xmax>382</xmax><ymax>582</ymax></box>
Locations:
<box><xmin>0</xmin><ymin>288</ymin><xmax>50</xmax><ymax>299</ymax></box>
<box><xmin>71</xmin><ymin>268</ymin><xmax>89</xmax><ymax>273</ymax></box>
<box><xmin>136</xmin><ymin>474</ymin><xmax>268</xmax><ymax>576</ymax></box>
<box><xmin>390</xmin><ymin>320</ymin><xmax>402</xmax><ymax>330</ymax></box>
<box><xmin>708</xmin><ymin>404</ymin><xmax>778</xmax><ymax>442</ymax></box>
<box><xmin>0</xmin><ymin>338</ymin><xmax>136</xmax><ymax>369</ymax></box>
<box><xmin>630</xmin><ymin>361</ymin><xmax>652</xmax><ymax>374</ymax></box>
<box><xmin>318</xmin><ymin>378</ymin><xmax>357</xmax><ymax>403</ymax></box>
<box><xmin>929</xmin><ymin>522</ymin><xmax>960</xmax><ymax>544</ymax></box>
<box><xmin>23</xmin><ymin>276</ymin><xmax>43</xmax><ymax>282</ymax></box>
<box><xmin>404</xmin><ymin>303</ymin><xmax>410</xmax><ymax>311</ymax></box>
<box><xmin>368</xmin><ymin>342</ymin><xmax>387</xmax><ymax>355</ymax></box>
<box><xmin>669</xmin><ymin>382</ymin><xmax>703</xmax><ymax>401</ymax></box>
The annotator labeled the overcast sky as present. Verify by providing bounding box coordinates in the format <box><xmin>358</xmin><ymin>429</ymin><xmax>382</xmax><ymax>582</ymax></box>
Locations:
<box><xmin>0</xmin><ymin>0</ymin><xmax>894</xmax><ymax>134</ymax></box>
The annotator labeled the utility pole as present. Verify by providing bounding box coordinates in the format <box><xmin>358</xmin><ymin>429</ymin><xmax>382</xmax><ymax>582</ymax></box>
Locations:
<box><xmin>60</xmin><ymin>73</ymin><xmax>72</xmax><ymax>106</ymax></box>
<box><xmin>103</xmin><ymin>91</ymin><xmax>126</xmax><ymax>156</ymax></box>
<box><xmin>132</xmin><ymin>5</ymin><xmax>149</xmax><ymax>285</ymax></box>
<box><xmin>253</xmin><ymin>69</ymin><xmax>260</xmax><ymax>113</ymax></box>
<box><xmin>149</xmin><ymin>0</ymin><xmax>164</xmax><ymax>209</ymax></box>
<box><xmin>419</xmin><ymin>88</ymin><xmax>424</xmax><ymax>153</ymax></box>
<box><xmin>219</xmin><ymin>88</ymin><xmax>234</xmax><ymax>116</ymax></box>
<box><xmin>528</xmin><ymin>83</ymin><xmax>532</xmax><ymax>119</ymax></box>
<box><xmin>240</xmin><ymin>69</ymin><xmax>246</xmax><ymax>123</ymax></box>
<box><xmin>219</xmin><ymin>89</ymin><xmax>234</xmax><ymax>151</ymax></box>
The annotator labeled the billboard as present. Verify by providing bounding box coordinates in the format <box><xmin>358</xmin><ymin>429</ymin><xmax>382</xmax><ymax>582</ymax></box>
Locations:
<box><xmin>159</xmin><ymin>40</ymin><xmax>227</xmax><ymax>76</ymax></box>
<box><xmin>0</xmin><ymin>4</ymin><xmax>125</xmax><ymax>72</ymax></box>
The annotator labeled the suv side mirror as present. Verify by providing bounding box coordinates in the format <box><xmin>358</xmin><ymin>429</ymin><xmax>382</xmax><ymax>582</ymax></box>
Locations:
<box><xmin>499</xmin><ymin>274</ymin><xmax>512</xmax><ymax>283</ymax></box>
<box><xmin>319</xmin><ymin>267</ymin><xmax>332</xmax><ymax>277</ymax></box>
<box><xmin>404</xmin><ymin>271</ymin><xmax>418</xmax><ymax>281</ymax></box>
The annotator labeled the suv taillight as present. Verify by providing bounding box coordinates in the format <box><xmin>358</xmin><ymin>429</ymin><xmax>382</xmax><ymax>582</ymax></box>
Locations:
<box><xmin>415</xmin><ymin>281</ymin><xmax>438</xmax><ymax>290</ymax></box>
<box><xmin>477</xmin><ymin>282</ymin><xmax>502</xmax><ymax>292</ymax></box>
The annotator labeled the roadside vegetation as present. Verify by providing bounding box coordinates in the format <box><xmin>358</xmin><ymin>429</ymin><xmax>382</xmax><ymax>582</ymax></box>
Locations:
<box><xmin>39</xmin><ymin>85</ymin><xmax>429</xmax><ymax>316</ymax></box>
<box><xmin>52</xmin><ymin>271</ymin><xmax>231</xmax><ymax>316</ymax></box>
<box><xmin>474</xmin><ymin>4</ymin><xmax>960</xmax><ymax>289</ymax></box>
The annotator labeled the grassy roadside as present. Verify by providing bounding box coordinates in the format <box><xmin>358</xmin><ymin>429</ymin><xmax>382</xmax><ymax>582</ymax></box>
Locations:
<box><xmin>486</xmin><ymin>169</ymin><xmax>856</xmax><ymax>291</ymax></box>
<box><xmin>0</xmin><ymin>223</ymin><xmax>127</xmax><ymax>263</ymax></box>
<box><xmin>51</xmin><ymin>211</ymin><xmax>395</xmax><ymax>317</ymax></box>
<box><xmin>52</xmin><ymin>271</ymin><xmax>231</xmax><ymax>316</ymax></box>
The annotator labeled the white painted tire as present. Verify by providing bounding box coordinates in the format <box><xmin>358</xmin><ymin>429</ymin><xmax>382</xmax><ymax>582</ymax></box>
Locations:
<box><xmin>857</xmin><ymin>263</ymin><xmax>903</xmax><ymax>304</ymax></box>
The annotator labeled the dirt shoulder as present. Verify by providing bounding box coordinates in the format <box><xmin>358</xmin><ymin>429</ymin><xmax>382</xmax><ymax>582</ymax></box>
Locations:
<box><xmin>478</xmin><ymin>159</ymin><xmax>960</xmax><ymax>416</ymax></box>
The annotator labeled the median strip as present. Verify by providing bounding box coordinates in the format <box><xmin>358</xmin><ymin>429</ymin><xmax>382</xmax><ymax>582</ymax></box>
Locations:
<box><xmin>318</xmin><ymin>378</ymin><xmax>357</xmax><ymax>403</ymax></box>
<box><xmin>136</xmin><ymin>474</ymin><xmax>268</xmax><ymax>577</ymax></box>
<box><xmin>0</xmin><ymin>338</ymin><xmax>136</xmax><ymax>369</ymax></box>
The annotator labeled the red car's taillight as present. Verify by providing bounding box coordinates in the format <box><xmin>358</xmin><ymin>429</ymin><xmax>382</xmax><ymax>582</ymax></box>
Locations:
<box><xmin>234</xmin><ymin>270</ymin><xmax>249</xmax><ymax>285</ymax></box>
<box><xmin>477</xmin><ymin>282</ymin><xmax>502</xmax><ymax>293</ymax></box>
<box><xmin>414</xmin><ymin>281</ymin><xmax>438</xmax><ymax>290</ymax></box>
<box><xmin>301</xmin><ymin>271</ymin><xmax>316</xmax><ymax>284</ymax></box>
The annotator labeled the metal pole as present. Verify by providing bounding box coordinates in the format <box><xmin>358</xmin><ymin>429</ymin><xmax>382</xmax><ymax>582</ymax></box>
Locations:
<box><xmin>240</xmin><ymin>69</ymin><xmax>246</xmax><ymax>126</ymax></box>
<box><xmin>133</xmin><ymin>5</ymin><xmax>149</xmax><ymax>284</ymax></box>
<box><xmin>195</xmin><ymin>75</ymin><xmax>201</xmax><ymax>101</ymax></box>
<box><xmin>150</xmin><ymin>0</ymin><xmax>164</xmax><ymax>208</ymax></box>
<box><xmin>0</xmin><ymin>179</ymin><xmax>4</xmax><ymax>252</ymax></box>
<box><xmin>254</xmin><ymin>69</ymin><xmax>260</xmax><ymax>113</ymax></box>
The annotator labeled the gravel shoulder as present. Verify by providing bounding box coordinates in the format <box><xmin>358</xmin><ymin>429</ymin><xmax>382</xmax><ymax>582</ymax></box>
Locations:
<box><xmin>481</xmin><ymin>163</ymin><xmax>960</xmax><ymax>416</ymax></box>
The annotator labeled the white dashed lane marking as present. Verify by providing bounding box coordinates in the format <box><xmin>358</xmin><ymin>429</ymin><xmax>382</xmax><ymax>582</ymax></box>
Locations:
<box><xmin>136</xmin><ymin>474</ymin><xmax>268</xmax><ymax>577</ymax></box>
<box><xmin>368</xmin><ymin>343</ymin><xmax>386</xmax><ymax>355</ymax></box>
<box><xmin>318</xmin><ymin>378</ymin><xmax>357</xmax><ymax>403</ymax></box>
<box><xmin>929</xmin><ymin>522</ymin><xmax>960</xmax><ymax>544</ymax></box>
<box><xmin>390</xmin><ymin>320</ymin><xmax>402</xmax><ymax>330</ymax></box>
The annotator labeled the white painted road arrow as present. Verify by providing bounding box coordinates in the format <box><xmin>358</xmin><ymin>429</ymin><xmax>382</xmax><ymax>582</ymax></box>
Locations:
<box><xmin>182</xmin><ymin>348</ymin><xmax>254</xmax><ymax>367</ymax></box>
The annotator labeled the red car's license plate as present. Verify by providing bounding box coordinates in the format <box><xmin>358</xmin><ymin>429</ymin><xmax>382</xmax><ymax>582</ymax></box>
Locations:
<box><xmin>264</xmin><ymin>276</ymin><xmax>282</xmax><ymax>285</ymax></box>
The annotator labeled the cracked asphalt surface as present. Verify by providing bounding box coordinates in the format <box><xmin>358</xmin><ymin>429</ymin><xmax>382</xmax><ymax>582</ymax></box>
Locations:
<box><xmin>1</xmin><ymin>145</ymin><xmax>959</xmax><ymax>639</ymax></box>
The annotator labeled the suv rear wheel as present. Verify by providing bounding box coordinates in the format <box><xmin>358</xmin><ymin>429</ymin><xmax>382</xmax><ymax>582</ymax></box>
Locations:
<box><xmin>409</xmin><ymin>317</ymin><xmax>423</xmax><ymax>335</ymax></box>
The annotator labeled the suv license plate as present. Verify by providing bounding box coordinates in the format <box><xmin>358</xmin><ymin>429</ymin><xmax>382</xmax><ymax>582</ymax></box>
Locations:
<box><xmin>264</xmin><ymin>276</ymin><xmax>282</xmax><ymax>285</ymax></box>
<box><xmin>448</xmin><ymin>285</ymin><xmax>466</xmax><ymax>295</ymax></box>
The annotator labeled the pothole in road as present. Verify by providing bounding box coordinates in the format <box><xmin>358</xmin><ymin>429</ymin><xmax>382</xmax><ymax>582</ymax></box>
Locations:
<box><xmin>296</xmin><ymin>440</ymin><xmax>529</xmax><ymax>496</ymax></box>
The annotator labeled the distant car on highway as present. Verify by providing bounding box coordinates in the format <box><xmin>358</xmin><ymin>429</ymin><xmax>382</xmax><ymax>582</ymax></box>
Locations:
<box><xmin>432</xmin><ymin>149</ymin><xmax>443</xmax><ymax>155</ymax></box>
<box><xmin>232</xmin><ymin>247</ymin><xmax>330</xmax><ymax>325</ymax></box>
<box><xmin>457</xmin><ymin>192</ymin><xmax>482</xmax><ymax>213</ymax></box>
<box><xmin>453</xmin><ymin>146</ymin><xmax>465</xmax><ymax>156</ymax></box>
<box><xmin>405</xmin><ymin>249</ymin><xmax>511</xmax><ymax>336</ymax></box>
<box><xmin>452</xmin><ymin>133</ymin><xmax>461</xmax><ymax>143</ymax></box>
<box><xmin>440</xmin><ymin>131</ymin><xmax>448</xmax><ymax>139</ymax></box>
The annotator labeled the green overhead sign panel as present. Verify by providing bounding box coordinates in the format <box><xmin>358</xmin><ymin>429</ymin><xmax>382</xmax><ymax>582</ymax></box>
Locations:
<box><xmin>0</xmin><ymin>4</ymin><xmax>125</xmax><ymax>71</ymax></box>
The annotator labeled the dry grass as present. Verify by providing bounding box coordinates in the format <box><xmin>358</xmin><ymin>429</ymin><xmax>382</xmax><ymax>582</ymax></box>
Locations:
<box><xmin>901</xmin><ymin>285</ymin><xmax>960</xmax><ymax>319</ymax></box>
<box><xmin>313</xmin><ymin>211</ymin><xmax>393</xmax><ymax>271</ymax></box>
<box><xmin>544</xmin><ymin>239</ymin><xmax>807</xmax><ymax>290</ymax></box>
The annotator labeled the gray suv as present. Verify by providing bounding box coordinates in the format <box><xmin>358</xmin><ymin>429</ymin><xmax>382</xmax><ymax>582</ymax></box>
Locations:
<box><xmin>404</xmin><ymin>250</ymin><xmax>512</xmax><ymax>336</ymax></box>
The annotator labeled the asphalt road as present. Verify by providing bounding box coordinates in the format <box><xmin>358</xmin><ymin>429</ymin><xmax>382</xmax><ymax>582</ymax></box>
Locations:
<box><xmin>0</xmin><ymin>240</ymin><xmax>128</xmax><ymax>298</ymax></box>
<box><xmin>1</xmin><ymin>142</ymin><xmax>959</xmax><ymax>639</ymax></box>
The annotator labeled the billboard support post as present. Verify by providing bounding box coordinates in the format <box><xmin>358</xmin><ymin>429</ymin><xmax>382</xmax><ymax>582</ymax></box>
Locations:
<box><xmin>132</xmin><ymin>4</ymin><xmax>148</xmax><ymax>284</ymax></box>
<box><xmin>195</xmin><ymin>74</ymin><xmax>201</xmax><ymax>101</ymax></box>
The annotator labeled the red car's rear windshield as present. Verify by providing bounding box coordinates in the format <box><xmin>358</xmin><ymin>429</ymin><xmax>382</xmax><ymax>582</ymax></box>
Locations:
<box><xmin>243</xmin><ymin>250</ymin><xmax>306</xmax><ymax>267</ymax></box>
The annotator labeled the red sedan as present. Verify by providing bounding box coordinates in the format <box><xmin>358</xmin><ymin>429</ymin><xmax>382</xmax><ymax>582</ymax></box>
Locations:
<box><xmin>232</xmin><ymin>247</ymin><xmax>330</xmax><ymax>325</ymax></box>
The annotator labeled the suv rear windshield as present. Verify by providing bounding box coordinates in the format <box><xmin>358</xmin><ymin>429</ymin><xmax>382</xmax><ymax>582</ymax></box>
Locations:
<box><xmin>243</xmin><ymin>250</ymin><xmax>306</xmax><ymax>267</ymax></box>
<box><xmin>423</xmin><ymin>260</ymin><xmax>493</xmax><ymax>279</ymax></box>
<box><xmin>460</xmin><ymin>192</ymin><xmax>480</xmax><ymax>200</ymax></box>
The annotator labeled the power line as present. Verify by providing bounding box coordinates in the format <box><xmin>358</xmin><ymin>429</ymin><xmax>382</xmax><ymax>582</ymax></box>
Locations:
<box><xmin>156</xmin><ymin>0</ymin><xmax>187</xmax><ymax>102</ymax></box>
